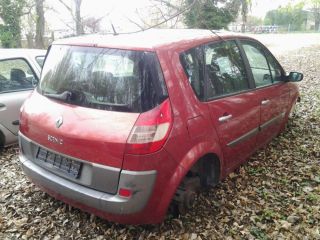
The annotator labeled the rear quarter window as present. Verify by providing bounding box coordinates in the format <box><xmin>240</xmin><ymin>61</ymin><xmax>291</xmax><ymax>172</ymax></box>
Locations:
<box><xmin>180</xmin><ymin>47</ymin><xmax>204</xmax><ymax>100</ymax></box>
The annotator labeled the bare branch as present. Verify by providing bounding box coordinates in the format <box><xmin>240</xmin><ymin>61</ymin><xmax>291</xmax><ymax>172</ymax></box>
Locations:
<box><xmin>57</xmin><ymin>0</ymin><xmax>73</xmax><ymax>14</ymax></box>
<box><xmin>152</xmin><ymin>0</ymin><xmax>181</xmax><ymax>11</ymax></box>
<box><xmin>125</xmin><ymin>17</ymin><xmax>145</xmax><ymax>30</ymax></box>
<box><xmin>125</xmin><ymin>0</ymin><xmax>196</xmax><ymax>34</ymax></box>
<box><xmin>22</xmin><ymin>3</ymin><xmax>36</xmax><ymax>16</ymax></box>
<box><xmin>152</xmin><ymin>3</ymin><xmax>168</xmax><ymax>22</ymax></box>
<box><xmin>55</xmin><ymin>16</ymin><xmax>76</xmax><ymax>31</ymax></box>
<box><xmin>171</xmin><ymin>14</ymin><xmax>180</xmax><ymax>28</ymax></box>
<box><xmin>134</xmin><ymin>8</ymin><xmax>152</xmax><ymax>28</ymax></box>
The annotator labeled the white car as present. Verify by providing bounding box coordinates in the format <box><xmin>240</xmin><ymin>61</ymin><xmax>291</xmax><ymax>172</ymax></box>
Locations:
<box><xmin>0</xmin><ymin>49</ymin><xmax>46</xmax><ymax>149</ymax></box>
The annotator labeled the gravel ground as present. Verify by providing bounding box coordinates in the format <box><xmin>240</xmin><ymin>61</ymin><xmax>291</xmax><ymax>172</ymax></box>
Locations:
<box><xmin>1</xmin><ymin>45</ymin><xmax>320</xmax><ymax>240</ymax></box>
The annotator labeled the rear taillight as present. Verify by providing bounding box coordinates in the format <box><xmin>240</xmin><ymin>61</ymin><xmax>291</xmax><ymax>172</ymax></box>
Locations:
<box><xmin>125</xmin><ymin>99</ymin><xmax>172</xmax><ymax>155</ymax></box>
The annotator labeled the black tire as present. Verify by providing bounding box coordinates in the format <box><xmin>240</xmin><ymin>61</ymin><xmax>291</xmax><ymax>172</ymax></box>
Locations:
<box><xmin>0</xmin><ymin>131</ymin><xmax>5</xmax><ymax>153</ymax></box>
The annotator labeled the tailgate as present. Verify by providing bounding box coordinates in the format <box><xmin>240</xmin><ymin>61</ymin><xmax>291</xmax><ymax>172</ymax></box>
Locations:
<box><xmin>20</xmin><ymin>91</ymin><xmax>139</xmax><ymax>169</ymax></box>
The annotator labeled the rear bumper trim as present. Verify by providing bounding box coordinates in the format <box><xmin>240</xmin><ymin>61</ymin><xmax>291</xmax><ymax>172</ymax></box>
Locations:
<box><xmin>20</xmin><ymin>154</ymin><xmax>157</xmax><ymax>215</ymax></box>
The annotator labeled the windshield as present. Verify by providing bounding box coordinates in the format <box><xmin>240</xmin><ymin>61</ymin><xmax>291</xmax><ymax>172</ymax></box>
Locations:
<box><xmin>39</xmin><ymin>45</ymin><xmax>168</xmax><ymax>113</ymax></box>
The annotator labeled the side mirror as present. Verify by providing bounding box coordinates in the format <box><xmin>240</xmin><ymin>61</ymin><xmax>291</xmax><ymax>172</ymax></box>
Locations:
<box><xmin>32</xmin><ymin>77</ymin><xmax>39</xmax><ymax>87</ymax></box>
<box><xmin>287</xmin><ymin>72</ymin><xmax>303</xmax><ymax>82</ymax></box>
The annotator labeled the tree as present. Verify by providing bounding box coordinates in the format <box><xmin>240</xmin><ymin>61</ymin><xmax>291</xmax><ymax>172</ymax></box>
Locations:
<box><xmin>246</xmin><ymin>15</ymin><xmax>263</xmax><ymax>27</ymax></box>
<box><xmin>239</xmin><ymin>0</ymin><xmax>252</xmax><ymax>32</ymax></box>
<box><xmin>83</xmin><ymin>17</ymin><xmax>101</xmax><ymax>33</ymax></box>
<box><xmin>35</xmin><ymin>0</ymin><xmax>45</xmax><ymax>48</ymax></box>
<box><xmin>0</xmin><ymin>0</ymin><xmax>27</xmax><ymax>47</ymax></box>
<box><xmin>264</xmin><ymin>2</ymin><xmax>307</xmax><ymax>31</ymax></box>
<box><xmin>310</xmin><ymin>0</ymin><xmax>320</xmax><ymax>31</ymax></box>
<box><xmin>184</xmin><ymin>0</ymin><xmax>237</xmax><ymax>29</ymax></box>
<box><xmin>58</xmin><ymin>0</ymin><xmax>83</xmax><ymax>35</ymax></box>
<box><xmin>74</xmin><ymin>0</ymin><xmax>82</xmax><ymax>35</ymax></box>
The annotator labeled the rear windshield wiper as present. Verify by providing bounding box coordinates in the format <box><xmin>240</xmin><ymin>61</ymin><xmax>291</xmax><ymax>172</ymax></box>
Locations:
<box><xmin>43</xmin><ymin>91</ymin><xmax>72</xmax><ymax>101</ymax></box>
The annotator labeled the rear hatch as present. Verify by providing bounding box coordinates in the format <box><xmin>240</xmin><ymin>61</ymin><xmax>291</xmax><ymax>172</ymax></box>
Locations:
<box><xmin>20</xmin><ymin>45</ymin><xmax>168</xmax><ymax>169</ymax></box>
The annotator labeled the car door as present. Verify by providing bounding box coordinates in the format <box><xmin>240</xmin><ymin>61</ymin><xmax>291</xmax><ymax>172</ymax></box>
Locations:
<box><xmin>0</xmin><ymin>58</ymin><xmax>39</xmax><ymax>135</ymax></box>
<box><xmin>240</xmin><ymin>40</ymin><xmax>290</xmax><ymax>147</ymax></box>
<box><xmin>204</xmin><ymin>40</ymin><xmax>260</xmax><ymax>171</ymax></box>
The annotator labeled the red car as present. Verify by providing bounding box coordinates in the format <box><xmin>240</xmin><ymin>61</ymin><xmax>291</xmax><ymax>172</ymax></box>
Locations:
<box><xmin>19</xmin><ymin>29</ymin><xmax>303</xmax><ymax>224</ymax></box>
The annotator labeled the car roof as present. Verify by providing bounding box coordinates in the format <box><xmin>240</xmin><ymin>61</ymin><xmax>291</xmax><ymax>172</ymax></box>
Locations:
<box><xmin>0</xmin><ymin>48</ymin><xmax>47</xmax><ymax>59</ymax></box>
<box><xmin>53</xmin><ymin>29</ymin><xmax>250</xmax><ymax>51</ymax></box>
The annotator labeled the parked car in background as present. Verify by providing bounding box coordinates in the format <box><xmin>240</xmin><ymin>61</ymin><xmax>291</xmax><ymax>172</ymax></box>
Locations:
<box><xmin>0</xmin><ymin>49</ymin><xmax>46</xmax><ymax>150</ymax></box>
<box><xmin>19</xmin><ymin>29</ymin><xmax>303</xmax><ymax>224</ymax></box>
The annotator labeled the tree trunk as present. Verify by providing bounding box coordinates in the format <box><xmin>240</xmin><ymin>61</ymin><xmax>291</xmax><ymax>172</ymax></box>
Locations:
<box><xmin>315</xmin><ymin>20</ymin><xmax>320</xmax><ymax>31</ymax></box>
<box><xmin>26</xmin><ymin>33</ymin><xmax>34</xmax><ymax>48</ymax></box>
<box><xmin>315</xmin><ymin>11</ymin><xmax>320</xmax><ymax>31</ymax></box>
<box><xmin>14</xmin><ymin>24</ymin><xmax>22</xmax><ymax>48</ymax></box>
<box><xmin>35</xmin><ymin>0</ymin><xmax>45</xmax><ymax>49</ymax></box>
<box><xmin>75</xmin><ymin>0</ymin><xmax>84</xmax><ymax>35</ymax></box>
<box><xmin>241</xmin><ymin>14</ymin><xmax>247</xmax><ymax>33</ymax></box>
<box><xmin>241</xmin><ymin>0</ymin><xmax>248</xmax><ymax>33</ymax></box>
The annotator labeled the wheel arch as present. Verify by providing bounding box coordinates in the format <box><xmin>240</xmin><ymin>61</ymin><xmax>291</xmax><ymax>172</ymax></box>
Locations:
<box><xmin>154</xmin><ymin>141</ymin><xmax>224</xmax><ymax>219</ymax></box>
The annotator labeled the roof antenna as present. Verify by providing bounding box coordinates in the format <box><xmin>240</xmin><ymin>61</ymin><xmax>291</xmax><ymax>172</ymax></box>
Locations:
<box><xmin>209</xmin><ymin>29</ymin><xmax>225</xmax><ymax>42</ymax></box>
<box><xmin>110</xmin><ymin>22</ymin><xmax>118</xmax><ymax>36</ymax></box>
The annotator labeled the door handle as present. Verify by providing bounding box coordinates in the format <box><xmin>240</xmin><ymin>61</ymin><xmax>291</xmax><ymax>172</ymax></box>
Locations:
<box><xmin>12</xmin><ymin>120</ymin><xmax>20</xmax><ymax>126</ymax></box>
<box><xmin>261</xmin><ymin>99</ymin><xmax>270</xmax><ymax>105</ymax></box>
<box><xmin>0</xmin><ymin>103</ymin><xmax>5</xmax><ymax>108</ymax></box>
<box><xmin>219</xmin><ymin>114</ymin><xmax>232</xmax><ymax>122</ymax></box>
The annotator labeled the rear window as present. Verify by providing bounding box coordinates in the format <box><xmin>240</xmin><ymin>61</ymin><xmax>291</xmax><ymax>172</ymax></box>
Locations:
<box><xmin>39</xmin><ymin>45</ymin><xmax>168</xmax><ymax>113</ymax></box>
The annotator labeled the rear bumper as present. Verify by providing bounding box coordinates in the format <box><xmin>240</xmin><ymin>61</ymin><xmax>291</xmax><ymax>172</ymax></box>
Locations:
<box><xmin>19</xmin><ymin>152</ymin><xmax>157</xmax><ymax>216</ymax></box>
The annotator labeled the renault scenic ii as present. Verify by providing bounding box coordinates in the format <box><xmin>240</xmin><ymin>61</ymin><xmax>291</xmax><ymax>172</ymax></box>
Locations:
<box><xmin>19</xmin><ymin>29</ymin><xmax>303</xmax><ymax>224</ymax></box>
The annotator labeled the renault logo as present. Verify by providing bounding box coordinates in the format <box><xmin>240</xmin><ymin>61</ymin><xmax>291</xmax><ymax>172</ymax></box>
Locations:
<box><xmin>56</xmin><ymin>116</ymin><xmax>63</xmax><ymax>128</ymax></box>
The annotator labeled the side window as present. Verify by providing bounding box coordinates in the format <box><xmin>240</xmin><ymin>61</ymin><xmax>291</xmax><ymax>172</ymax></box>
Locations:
<box><xmin>0</xmin><ymin>59</ymin><xmax>37</xmax><ymax>93</ymax></box>
<box><xmin>180</xmin><ymin>47</ymin><xmax>204</xmax><ymax>100</ymax></box>
<box><xmin>242</xmin><ymin>42</ymin><xmax>272</xmax><ymax>87</ymax></box>
<box><xmin>205</xmin><ymin>41</ymin><xmax>249</xmax><ymax>99</ymax></box>
<box><xmin>265</xmin><ymin>53</ymin><xmax>283</xmax><ymax>83</ymax></box>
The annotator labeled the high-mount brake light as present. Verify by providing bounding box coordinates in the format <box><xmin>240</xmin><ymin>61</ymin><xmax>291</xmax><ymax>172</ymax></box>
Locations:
<box><xmin>126</xmin><ymin>99</ymin><xmax>172</xmax><ymax>155</ymax></box>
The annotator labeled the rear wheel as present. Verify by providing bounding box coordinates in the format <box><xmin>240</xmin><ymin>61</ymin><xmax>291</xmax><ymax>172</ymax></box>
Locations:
<box><xmin>170</xmin><ymin>155</ymin><xmax>220</xmax><ymax>216</ymax></box>
<box><xmin>171</xmin><ymin>174</ymin><xmax>200</xmax><ymax>215</ymax></box>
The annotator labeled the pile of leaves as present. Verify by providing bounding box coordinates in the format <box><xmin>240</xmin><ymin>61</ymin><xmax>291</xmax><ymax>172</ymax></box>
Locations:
<box><xmin>0</xmin><ymin>46</ymin><xmax>319</xmax><ymax>240</ymax></box>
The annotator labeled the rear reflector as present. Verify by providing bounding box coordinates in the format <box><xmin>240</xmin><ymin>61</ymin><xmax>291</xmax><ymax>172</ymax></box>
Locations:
<box><xmin>126</xmin><ymin>99</ymin><xmax>172</xmax><ymax>155</ymax></box>
<box><xmin>119</xmin><ymin>188</ymin><xmax>132</xmax><ymax>198</ymax></box>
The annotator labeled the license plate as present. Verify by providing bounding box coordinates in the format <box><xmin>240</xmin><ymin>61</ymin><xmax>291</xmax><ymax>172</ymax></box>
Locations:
<box><xmin>36</xmin><ymin>147</ymin><xmax>82</xmax><ymax>179</ymax></box>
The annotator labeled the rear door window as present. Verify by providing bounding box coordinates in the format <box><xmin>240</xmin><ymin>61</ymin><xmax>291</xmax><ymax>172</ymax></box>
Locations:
<box><xmin>39</xmin><ymin>45</ymin><xmax>168</xmax><ymax>113</ymax></box>
<box><xmin>204</xmin><ymin>41</ymin><xmax>249</xmax><ymax>99</ymax></box>
<box><xmin>0</xmin><ymin>58</ymin><xmax>38</xmax><ymax>93</ymax></box>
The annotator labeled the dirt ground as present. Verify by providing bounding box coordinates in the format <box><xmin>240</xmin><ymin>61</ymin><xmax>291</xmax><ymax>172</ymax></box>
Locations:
<box><xmin>0</xmin><ymin>35</ymin><xmax>319</xmax><ymax>239</ymax></box>
<box><xmin>246</xmin><ymin>33</ymin><xmax>320</xmax><ymax>55</ymax></box>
